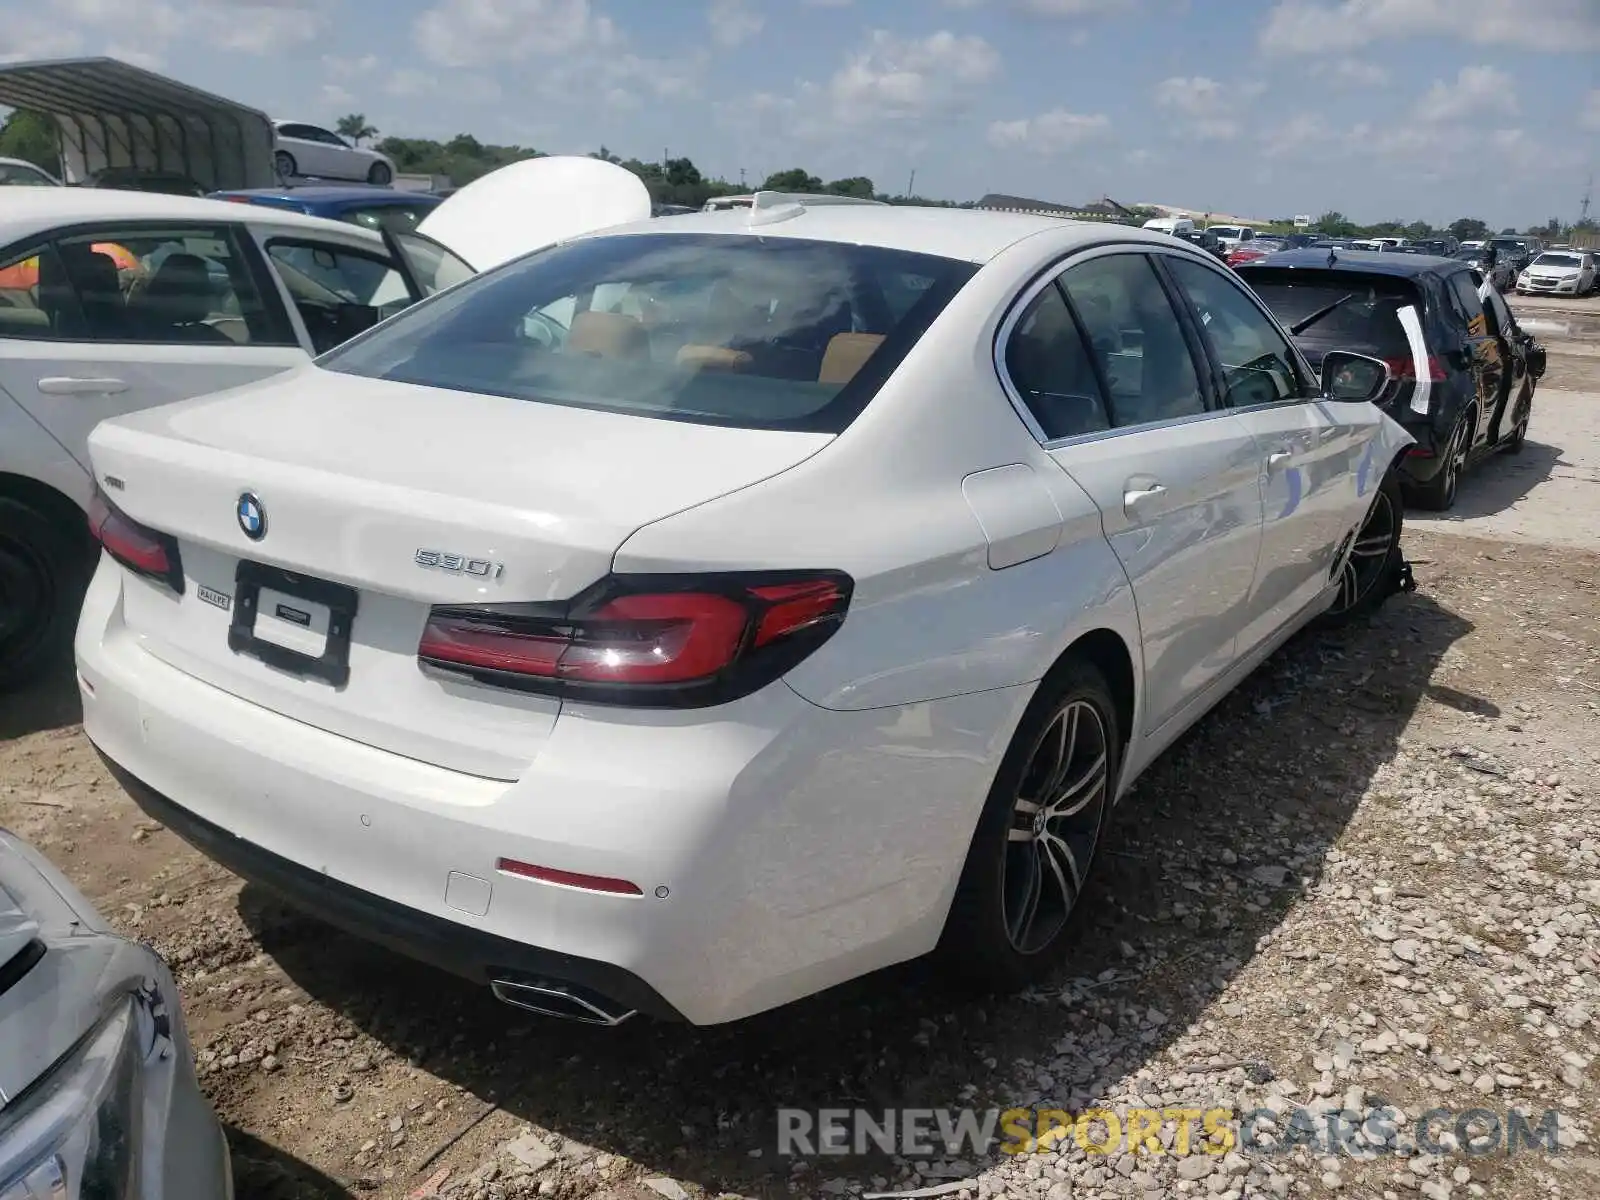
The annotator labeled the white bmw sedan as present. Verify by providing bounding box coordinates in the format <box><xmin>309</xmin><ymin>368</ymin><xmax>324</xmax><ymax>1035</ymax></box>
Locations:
<box><xmin>76</xmin><ymin>199</ymin><xmax>1412</xmax><ymax>1026</ymax></box>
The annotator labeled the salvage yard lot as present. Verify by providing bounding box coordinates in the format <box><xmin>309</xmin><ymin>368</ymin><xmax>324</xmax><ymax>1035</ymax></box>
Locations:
<box><xmin>2</xmin><ymin>318</ymin><xmax>1598</xmax><ymax>1200</ymax></box>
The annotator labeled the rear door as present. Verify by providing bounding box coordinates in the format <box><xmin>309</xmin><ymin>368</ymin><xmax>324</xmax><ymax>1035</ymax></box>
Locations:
<box><xmin>1001</xmin><ymin>247</ymin><xmax>1264</xmax><ymax>736</ymax></box>
<box><xmin>1161</xmin><ymin>252</ymin><xmax>1379</xmax><ymax>647</ymax></box>
<box><xmin>0</xmin><ymin>221</ymin><xmax>307</xmax><ymax>476</ymax></box>
<box><xmin>1440</xmin><ymin>269</ymin><xmax>1501</xmax><ymax>450</ymax></box>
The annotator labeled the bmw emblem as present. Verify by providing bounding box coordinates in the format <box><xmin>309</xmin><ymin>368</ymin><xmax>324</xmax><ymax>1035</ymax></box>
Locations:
<box><xmin>237</xmin><ymin>492</ymin><xmax>266</xmax><ymax>541</ymax></box>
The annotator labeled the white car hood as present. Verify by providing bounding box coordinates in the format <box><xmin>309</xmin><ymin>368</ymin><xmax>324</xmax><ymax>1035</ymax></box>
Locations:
<box><xmin>417</xmin><ymin>155</ymin><xmax>653</xmax><ymax>273</ymax></box>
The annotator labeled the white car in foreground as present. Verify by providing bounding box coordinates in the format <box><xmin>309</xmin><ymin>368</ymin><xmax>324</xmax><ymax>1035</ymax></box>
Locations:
<box><xmin>273</xmin><ymin>121</ymin><xmax>397</xmax><ymax>186</ymax></box>
<box><xmin>77</xmin><ymin>196</ymin><xmax>1413</xmax><ymax>1026</ymax></box>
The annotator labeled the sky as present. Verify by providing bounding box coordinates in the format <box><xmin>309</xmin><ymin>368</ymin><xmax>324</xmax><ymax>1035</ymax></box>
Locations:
<box><xmin>1</xmin><ymin>0</ymin><xmax>1597</xmax><ymax>228</ymax></box>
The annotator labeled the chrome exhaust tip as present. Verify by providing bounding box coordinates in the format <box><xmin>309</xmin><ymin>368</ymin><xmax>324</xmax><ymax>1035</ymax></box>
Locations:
<box><xmin>490</xmin><ymin>978</ymin><xmax>637</xmax><ymax>1026</ymax></box>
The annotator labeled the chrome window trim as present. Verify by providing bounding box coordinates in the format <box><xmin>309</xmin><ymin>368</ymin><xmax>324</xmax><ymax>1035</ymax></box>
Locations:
<box><xmin>992</xmin><ymin>238</ymin><xmax>1243</xmax><ymax>450</ymax></box>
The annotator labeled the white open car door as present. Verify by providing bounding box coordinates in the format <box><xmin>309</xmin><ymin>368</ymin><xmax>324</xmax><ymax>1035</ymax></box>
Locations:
<box><xmin>412</xmin><ymin>156</ymin><xmax>654</xmax><ymax>275</ymax></box>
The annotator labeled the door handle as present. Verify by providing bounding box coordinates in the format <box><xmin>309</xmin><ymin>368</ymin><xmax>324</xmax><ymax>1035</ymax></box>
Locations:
<box><xmin>37</xmin><ymin>376</ymin><xmax>130</xmax><ymax>395</ymax></box>
<box><xmin>1123</xmin><ymin>483</ymin><xmax>1167</xmax><ymax>509</ymax></box>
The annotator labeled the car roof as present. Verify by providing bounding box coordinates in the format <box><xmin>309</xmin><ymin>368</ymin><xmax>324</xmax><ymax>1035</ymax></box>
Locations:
<box><xmin>214</xmin><ymin>187</ymin><xmax>438</xmax><ymax>206</ymax></box>
<box><xmin>0</xmin><ymin>187</ymin><xmax>383</xmax><ymax>244</ymax></box>
<box><xmin>1238</xmin><ymin>247</ymin><xmax>1464</xmax><ymax>278</ymax></box>
<box><xmin>594</xmin><ymin>205</ymin><xmax>1174</xmax><ymax>263</ymax></box>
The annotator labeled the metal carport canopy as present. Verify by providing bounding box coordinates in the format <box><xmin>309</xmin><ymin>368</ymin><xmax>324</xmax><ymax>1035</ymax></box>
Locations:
<box><xmin>0</xmin><ymin>56</ymin><xmax>277</xmax><ymax>190</ymax></box>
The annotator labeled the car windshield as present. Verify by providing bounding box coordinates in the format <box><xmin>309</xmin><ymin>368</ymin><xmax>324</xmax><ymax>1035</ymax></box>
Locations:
<box><xmin>1532</xmin><ymin>253</ymin><xmax>1582</xmax><ymax>268</ymax></box>
<box><xmin>1490</xmin><ymin>239</ymin><xmax>1524</xmax><ymax>252</ymax></box>
<box><xmin>1209</xmin><ymin>227</ymin><xmax>1241</xmax><ymax>237</ymax></box>
<box><xmin>1452</xmin><ymin>249</ymin><xmax>1482</xmax><ymax>260</ymax></box>
<box><xmin>320</xmin><ymin>232</ymin><xmax>978</xmax><ymax>433</ymax></box>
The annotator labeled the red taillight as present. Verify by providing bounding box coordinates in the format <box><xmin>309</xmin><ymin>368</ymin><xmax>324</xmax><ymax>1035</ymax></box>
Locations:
<box><xmin>1381</xmin><ymin>354</ymin><xmax>1449</xmax><ymax>383</ymax></box>
<box><xmin>418</xmin><ymin>572</ymin><xmax>852</xmax><ymax>707</ymax></box>
<box><xmin>87</xmin><ymin>488</ymin><xmax>183</xmax><ymax>592</ymax></box>
<box><xmin>496</xmin><ymin>858</ymin><xmax>643</xmax><ymax>896</ymax></box>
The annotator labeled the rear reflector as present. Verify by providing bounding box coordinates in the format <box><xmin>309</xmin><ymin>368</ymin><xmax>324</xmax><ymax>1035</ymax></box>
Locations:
<box><xmin>87</xmin><ymin>487</ymin><xmax>184</xmax><ymax>594</ymax></box>
<box><xmin>496</xmin><ymin>858</ymin><xmax>643</xmax><ymax>896</ymax></box>
<box><xmin>418</xmin><ymin>571</ymin><xmax>852</xmax><ymax>708</ymax></box>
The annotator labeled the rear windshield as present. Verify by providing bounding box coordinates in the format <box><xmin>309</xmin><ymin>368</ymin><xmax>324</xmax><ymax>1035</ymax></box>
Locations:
<box><xmin>1240</xmin><ymin>269</ymin><xmax>1423</xmax><ymax>355</ymax></box>
<box><xmin>320</xmin><ymin>232</ymin><xmax>976</xmax><ymax>433</ymax></box>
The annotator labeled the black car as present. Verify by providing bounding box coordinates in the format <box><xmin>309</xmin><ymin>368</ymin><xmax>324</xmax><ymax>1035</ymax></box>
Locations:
<box><xmin>1238</xmin><ymin>249</ymin><xmax>1546</xmax><ymax>510</ymax></box>
<box><xmin>1451</xmin><ymin>246</ymin><xmax>1516</xmax><ymax>292</ymax></box>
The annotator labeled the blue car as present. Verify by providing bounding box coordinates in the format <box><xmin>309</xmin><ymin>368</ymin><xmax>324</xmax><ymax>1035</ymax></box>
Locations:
<box><xmin>207</xmin><ymin>185</ymin><xmax>444</xmax><ymax>233</ymax></box>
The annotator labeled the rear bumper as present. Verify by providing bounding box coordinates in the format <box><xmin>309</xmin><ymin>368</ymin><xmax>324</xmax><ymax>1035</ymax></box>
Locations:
<box><xmin>94</xmin><ymin>749</ymin><xmax>685</xmax><ymax>1020</ymax></box>
<box><xmin>75</xmin><ymin>558</ymin><xmax>1022</xmax><ymax>1024</ymax></box>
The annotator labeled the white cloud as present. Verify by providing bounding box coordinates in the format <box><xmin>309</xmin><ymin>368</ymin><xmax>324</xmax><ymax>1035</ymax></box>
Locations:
<box><xmin>320</xmin><ymin>83</ymin><xmax>355</xmax><ymax>106</ymax></box>
<box><xmin>1153</xmin><ymin>75</ymin><xmax>1263</xmax><ymax>140</ymax></box>
<box><xmin>0</xmin><ymin>13</ymin><xmax>84</xmax><ymax>61</ymax></box>
<box><xmin>1260</xmin><ymin>0</ymin><xmax>1600</xmax><ymax>54</ymax></box>
<box><xmin>707</xmin><ymin>0</ymin><xmax>763</xmax><ymax>48</ymax></box>
<box><xmin>321</xmin><ymin>53</ymin><xmax>378</xmax><ymax>76</ymax></box>
<box><xmin>827</xmin><ymin>30</ymin><xmax>1001</xmax><ymax>122</ymax></box>
<box><xmin>987</xmin><ymin>107</ymin><xmax>1109</xmax><ymax>153</ymax></box>
<box><xmin>1313</xmin><ymin>57</ymin><xmax>1388</xmax><ymax>87</ymax></box>
<box><xmin>1582</xmin><ymin>89</ymin><xmax>1600</xmax><ymax>132</ymax></box>
<box><xmin>383</xmin><ymin>68</ymin><xmax>502</xmax><ymax>106</ymax></box>
<box><xmin>15</xmin><ymin>0</ymin><xmax>329</xmax><ymax>60</ymax></box>
<box><xmin>1014</xmin><ymin>0</ymin><xmax>1134</xmax><ymax>13</ymax></box>
<box><xmin>1412</xmin><ymin>65</ymin><xmax>1513</xmax><ymax>124</ymax></box>
<box><xmin>412</xmin><ymin>0</ymin><xmax>618</xmax><ymax>68</ymax></box>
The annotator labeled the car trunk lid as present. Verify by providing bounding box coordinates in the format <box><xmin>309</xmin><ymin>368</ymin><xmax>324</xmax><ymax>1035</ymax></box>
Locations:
<box><xmin>415</xmin><ymin>155</ymin><xmax>654</xmax><ymax>273</ymax></box>
<box><xmin>87</xmin><ymin>366</ymin><xmax>831</xmax><ymax>778</ymax></box>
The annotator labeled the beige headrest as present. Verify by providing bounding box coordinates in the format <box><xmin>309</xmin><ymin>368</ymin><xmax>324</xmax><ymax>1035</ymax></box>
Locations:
<box><xmin>818</xmin><ymin>332</ymin><xmax>885</xmax><ymax>385</ymax></box>
<box><xmin>568</xmin><ymin>310</ymin><xmax>649</xmax><ymax>358</ymax></box>
<box><xmin>676</xmin><ymin>344</ymin><xmax>753</xmax><ymax>372</ymax></box>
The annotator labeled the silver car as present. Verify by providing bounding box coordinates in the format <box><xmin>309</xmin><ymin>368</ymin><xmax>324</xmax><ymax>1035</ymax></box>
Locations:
<box><xmin>0</xmin><ymin>829</ymin><xmax>229</xmax><ymax>1198</ymax></box>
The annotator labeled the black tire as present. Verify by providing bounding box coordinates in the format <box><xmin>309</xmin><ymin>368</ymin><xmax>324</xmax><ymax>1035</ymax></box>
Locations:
<box><xmin>366</xmin><ymin>161</ymin><xmax>393</xmax><ymax>186</ymax></box>
<box><xmin>935</xmin><ymin>658</ymin><xmax>1121</xmax><ymax>993</ymax></box>
<box><xmin>0</xmin><ymin>497</ymin><xmax>89</xmax><ymax>691</ymax></box>
<box><xmin>274</xmin><ymin>150</ymin><xmax>297</xmax><ymax>181</ymax></box>
<box><xmin>1411</xmin><ymin>409</ymin><xmax>1471</xmax><ymax>511</ymax></box>
<box><xmin>1315</xmin><ymin>469</ymin><xmax>1405</xmax><ymax>629</ymax></box>
<box><xmin>1505</xmin><ymin>389</ymin><xmax>1531</xmax><ymax>454</ymax></box>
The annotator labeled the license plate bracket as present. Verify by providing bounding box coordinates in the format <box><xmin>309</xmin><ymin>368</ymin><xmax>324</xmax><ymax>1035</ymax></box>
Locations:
<box><xmin>228</xmin><ymin>561</ymin><xmax>358</xmax><ymax>687</ymax></box>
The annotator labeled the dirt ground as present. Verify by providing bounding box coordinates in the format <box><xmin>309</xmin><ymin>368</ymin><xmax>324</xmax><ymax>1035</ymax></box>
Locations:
<box><xmin>2</xmin><ymin>309</ymin><xmax>1597</xmax><ymax>1200</ymax></box>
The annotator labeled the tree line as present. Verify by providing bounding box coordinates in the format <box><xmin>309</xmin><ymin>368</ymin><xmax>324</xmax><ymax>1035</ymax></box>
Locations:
<box><xmin>1</xmin><ymin>107</ymin><xmax>1592</xmax><ymax>240</ymax></box>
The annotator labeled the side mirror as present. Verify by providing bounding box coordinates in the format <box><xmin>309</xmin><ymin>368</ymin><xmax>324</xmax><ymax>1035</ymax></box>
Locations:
<box><xmin>1320</xmin><ymin>350</ymin><xmax>1392</xmax><ymax>403</ymax></box>
<box><xmin>1527</xmin><ymin>344</ymin><xmax>1547</xmax><ymax>380</ymax></box>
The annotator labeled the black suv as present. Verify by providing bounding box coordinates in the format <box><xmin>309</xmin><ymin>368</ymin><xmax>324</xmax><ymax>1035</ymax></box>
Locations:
<box><xmin>1237</xmin><ymin>249</ymin><xmax>1546</xmax><ymax>510</ymax></box>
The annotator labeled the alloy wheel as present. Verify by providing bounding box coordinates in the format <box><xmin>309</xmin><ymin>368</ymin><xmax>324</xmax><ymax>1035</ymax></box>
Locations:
<box><xmin>1331</xmin><ymin>487</ymin><xmax>1397</xmax><ymax>616</ymax></box>
<box><xmin>1003</xmin><ymin>699</ymin><xmax>1110</xmax><ymax>954</ymax></box>
<box><xmin>1440</xmin><ymin>419</ymin><xmax>1468</xmax><ymax>507</ymax></box>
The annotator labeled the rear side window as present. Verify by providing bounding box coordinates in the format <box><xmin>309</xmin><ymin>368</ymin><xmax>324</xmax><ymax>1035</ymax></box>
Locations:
<box><xmin>1003</xmin><ymin>283</ymin><xmax>1110</xmax><ymax>440</ymax></box>
<box><xmin>320</xmin><ymin>232</ymin><xmax>977</xmax><ymax>433</ymax></box>
<box><xmin>1242</xmin><ymin>268</ymin><xmax>1423</xmax><ymax>358</ymax></box>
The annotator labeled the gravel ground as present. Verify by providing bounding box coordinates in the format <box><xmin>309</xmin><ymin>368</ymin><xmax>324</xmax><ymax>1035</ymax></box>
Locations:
<box><xmin>2</xmin><ymin>340</ymin><xmax>1597</xmax><ymax>1200</ymax></box>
